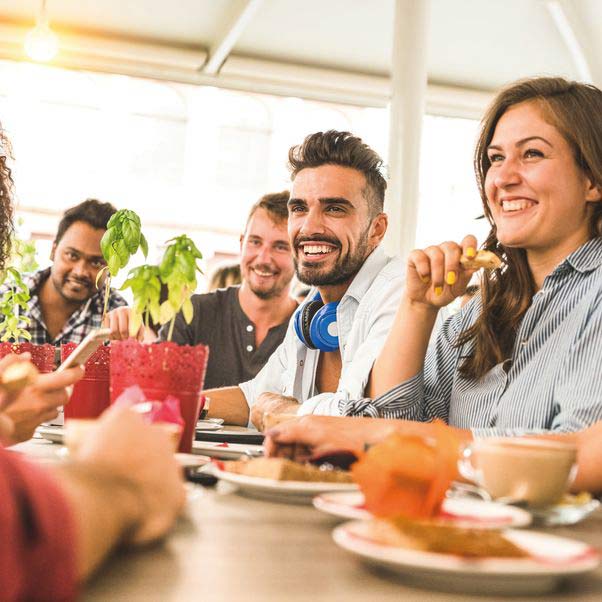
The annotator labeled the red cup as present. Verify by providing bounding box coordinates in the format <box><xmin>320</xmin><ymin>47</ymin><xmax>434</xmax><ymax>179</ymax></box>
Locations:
<box><xmin>0</xmin><ymin>341</ymin><xmax>56</xmax><ymax>372</ymax></box>
<box><xmin>109</xmin><ymin>340</ymin><xmax>209</xmax><ymax>453</ymax></box>
<box><xmin>61</xmin><ymin>342</ymin><xmax>111</xmax><ymax>420</ymax></box>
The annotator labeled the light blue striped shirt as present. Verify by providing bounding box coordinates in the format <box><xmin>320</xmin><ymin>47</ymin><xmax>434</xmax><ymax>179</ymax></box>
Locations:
<box><xmin>341</xmin><ymin>237</ymin><xmax>602</xmax><ymax>436</ymax></box>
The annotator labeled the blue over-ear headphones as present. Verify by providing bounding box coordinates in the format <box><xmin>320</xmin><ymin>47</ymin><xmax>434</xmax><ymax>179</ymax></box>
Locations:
<box><xmin>293</xmin><ymin>292</ymin><xmax>339</xmax><ymax>352</ymax></box>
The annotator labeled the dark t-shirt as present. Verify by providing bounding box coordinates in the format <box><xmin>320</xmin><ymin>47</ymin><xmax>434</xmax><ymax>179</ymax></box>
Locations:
<box><xmin>159</xmin><ymin>286</ymin><xmax>294</xmax><ymax>389</ymax></box>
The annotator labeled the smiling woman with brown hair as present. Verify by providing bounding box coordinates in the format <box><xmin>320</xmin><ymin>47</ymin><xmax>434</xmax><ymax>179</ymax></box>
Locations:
<box><xmin>352</xmin><ymin>76</ymin><xmax>602</xmax><ymax>436</ymax></box>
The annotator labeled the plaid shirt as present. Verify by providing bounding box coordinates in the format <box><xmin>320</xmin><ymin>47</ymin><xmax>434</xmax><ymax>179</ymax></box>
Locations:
<box><xmin>0</xmin><ymin>267</ymin><xmax>127</xmax><ymax>346</ymax></box>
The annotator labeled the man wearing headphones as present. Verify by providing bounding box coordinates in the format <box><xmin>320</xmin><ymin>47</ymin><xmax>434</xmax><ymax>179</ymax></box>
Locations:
<box><xmin>205</xmin><ymin>130</ymin><xmax>404</xmax><ymax>429</ymax></box>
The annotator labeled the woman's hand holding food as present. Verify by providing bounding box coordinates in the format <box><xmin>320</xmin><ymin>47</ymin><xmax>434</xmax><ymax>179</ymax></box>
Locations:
<box><xmin>0</xmin><ymin>354</ymin><xmax>84</xmax><ymax>446</ymax></box>
<box><xmin>368</xmin><ymin>234</ymin><xmax>500</xmax><ymax>398</ymax></box>
<box><xmin>405</xmin><ymin>235</ymin><xmax>479</xmax><ymax>309</ymax></box>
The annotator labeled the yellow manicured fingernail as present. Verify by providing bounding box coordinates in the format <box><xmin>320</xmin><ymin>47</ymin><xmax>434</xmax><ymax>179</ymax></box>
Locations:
<box><xmin>434</xmin><ymin>286</ymin><xmax>443</xmax><ymax>296</ymax></box>
<box><xmin>446</xmin><ymin>271</ymin><xmax>456</xmax><ymax>285</ymax></box>
<box><xmin>466</xmin><ymin>247</ymin><xmax>476</xmax><ymax>258</ymax></box>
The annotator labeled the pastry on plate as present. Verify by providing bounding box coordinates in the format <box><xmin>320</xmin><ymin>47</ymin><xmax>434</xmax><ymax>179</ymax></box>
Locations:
<box><xmin>223</xmin><ymin>457</ymin><xmax>353</xmax><ymax>483</ymax></box>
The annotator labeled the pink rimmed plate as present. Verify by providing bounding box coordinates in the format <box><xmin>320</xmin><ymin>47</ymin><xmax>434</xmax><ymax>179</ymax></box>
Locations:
<box><xmin>314</xmin><ymin>491</ymin><xmax>532</xmax><ymax>528</ymax></box>
<box><xmin>333</xmin><ymin>520</ymin><xmax>599</xmax><ymax>595</ymax></box>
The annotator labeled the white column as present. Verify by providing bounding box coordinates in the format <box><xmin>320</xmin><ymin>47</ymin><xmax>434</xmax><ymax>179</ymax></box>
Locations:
<box><xmin>384</xmin><ymin>0</ymin><xmax>431</xmax><ymax>259</ymax></box>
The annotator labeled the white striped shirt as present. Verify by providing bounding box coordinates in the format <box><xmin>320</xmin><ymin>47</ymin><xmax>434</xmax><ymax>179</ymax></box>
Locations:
<box><xmin>340</xmin><ymin>237</ymin><xmax>602</xmax><ymax>437</ymax></box>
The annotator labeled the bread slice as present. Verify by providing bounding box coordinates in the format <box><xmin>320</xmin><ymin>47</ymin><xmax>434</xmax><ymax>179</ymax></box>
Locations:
<box><xmin>223</xmin><ymin>457</ymin><xmax>353</xmax><ymax>483</ymax></box>
<box><xmin>368</xmin><ymin>517</ymin><xmax>528</xmax><ymax>558</ymax></box>
<box><xmin>460</xmin><ymin>250</ymin><xmax>502</xmax><ymax>270</ymax></box>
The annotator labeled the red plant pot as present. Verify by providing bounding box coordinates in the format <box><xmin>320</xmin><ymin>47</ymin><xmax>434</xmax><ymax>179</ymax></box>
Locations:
<box><xmin>61</xmin><ymin>343</ymin><xmax>111</xmax><ymax>420</ymax></box>
<box><xmin>110</xmin><ymin>340</ymin><xmax>209</xmax><ymax>453</ymax></box>
<box><xmin>0</xmin><ymin>342</ymin><xmax>56</xmax><ymax>372</ymax></box>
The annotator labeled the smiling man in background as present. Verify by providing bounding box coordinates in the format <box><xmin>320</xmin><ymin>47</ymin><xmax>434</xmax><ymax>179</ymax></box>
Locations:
<box><xmin>162</xmin><ymin>191</ymin><xmax>298</xmax><ymax>389</ymax></box>
<box><xmin>3</xmin><ymin>199</ymin><xmax>127</xmax><ymax>345</ymax></box>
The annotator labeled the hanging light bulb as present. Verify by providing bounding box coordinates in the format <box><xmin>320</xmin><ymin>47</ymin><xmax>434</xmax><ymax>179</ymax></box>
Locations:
<box><xmin>24</xmin><ymin>0</ymin><xmax>58</xmax><ymax>62</ymax></box>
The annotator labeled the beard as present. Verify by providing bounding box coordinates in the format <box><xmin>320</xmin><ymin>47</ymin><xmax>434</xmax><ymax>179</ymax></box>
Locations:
<box><xmin>249</xmin><ymin>284</ymin><xmax>280</xmax><ymax>300</ymax></box>
<box><xmin>53</xmin><ymin>273</ymin><xmax>94</xmax><ymax>304</ymax></box>
<box><xmin>246</xmin><ymin>264</ymin><xmax>287</xmax><ymax>300</ymax></box>
<box><xmin>294</xmin><ymin>226</ymin><xmax>371</xmax><ymax>286</ymax></box>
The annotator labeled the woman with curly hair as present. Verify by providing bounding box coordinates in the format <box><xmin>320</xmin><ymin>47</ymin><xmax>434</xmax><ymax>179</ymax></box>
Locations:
<box><xmin>0</xmin><ymin>126</ymin><xmax>15</xmax><ymax>271</ymax></box>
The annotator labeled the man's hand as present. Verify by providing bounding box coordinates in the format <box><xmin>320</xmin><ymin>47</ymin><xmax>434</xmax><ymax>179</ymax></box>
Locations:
<box><xmin>104</xmin><ymin>307</ymin><xmax>154</xmax><ymax>342</ymax></box>
<box><xmin>1</xmin><ymin>361</ymin><xmax>84</xmax><ymax>446</ymax></box>
<box><xmin>75</xmin><ymin>405</ymin><xmax>185</xmax><ymax>546</ymax></box>
<box><xmin>263</xmin><ymin>415</ymin><xmax>369</xmax><ymax>461</ymax></box>
<box><xmin>250</xmin><ymin>392</ymin><xmax>299</xmax><ymax>431</ymax></box>
<box><xmin>264</xmin><ymin>415</ymin><xmax>470</xmax><ymax>462</ymax></box>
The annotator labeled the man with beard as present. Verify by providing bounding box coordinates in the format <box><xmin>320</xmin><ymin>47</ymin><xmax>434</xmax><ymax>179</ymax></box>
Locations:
<box><xmin>163</xmin><ymin>190</ymin><xmax>297</xmax><ymax>389</ymax></box>
<box><xmin>4</xmin><ymin>199</ymin><xmax>127</xmax><ymax>346</ymax></box>
<box><xmin>106</xmin><ymin>191</ymin><xmax>297</xmax><ymax>390</ymax></box>
<box><xmin>205</xmin><ymin>131</ymin><xmax>404</xmax><ymax>429</ymax></box>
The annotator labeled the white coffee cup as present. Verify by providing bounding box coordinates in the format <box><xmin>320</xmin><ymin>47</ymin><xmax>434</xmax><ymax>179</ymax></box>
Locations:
<box><xmin>459</xmin><ymin>437</ymin><xmax>577</xmax><ymax>508</ymax></box>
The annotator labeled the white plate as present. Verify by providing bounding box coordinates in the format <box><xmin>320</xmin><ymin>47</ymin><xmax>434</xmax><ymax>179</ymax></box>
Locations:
<box><xmin>195</xmin><ymin>421</ymin><xmax>223</xmax><ymax>432</ymax></box>
<box><xmin>175</xmin><ymin>453</ymin><xmax>211</xmax><ymax>467</ymax></box>
<box><xmin>192</xmin><ymin>440</ymin><xmax>264</xmax><ymax>460</ymax></box>
<box><xmin>531</xmin><ymin>497</ymin><xmax>601</xmax><ymax>526</ymax></box>
<box><xmin>333</xmin><ymin>520</ymin><xmax>599</xmax><ymax>595</ymax></box>
<box><xmin>314</xmin><ymin>491</ymin><xmax>532</xmax><ymax>528</ymax></box>
<box><xmin>36</xmin><ymin>425</ymin><xmax>64</xmax><ymax>444</ymax></box>
<box><xmin>212</xmin><ymin>465</ymin><xmax>358</xmax><ymax>504</ymax></box>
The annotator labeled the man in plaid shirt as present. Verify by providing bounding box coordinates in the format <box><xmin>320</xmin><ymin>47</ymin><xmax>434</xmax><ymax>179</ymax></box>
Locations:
<box><xmin>3</xmin><ymin>199</ymin><xmax>127</xmax><ymax>346</ymax></box>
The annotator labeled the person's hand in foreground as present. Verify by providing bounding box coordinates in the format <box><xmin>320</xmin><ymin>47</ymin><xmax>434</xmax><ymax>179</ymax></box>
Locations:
<box><xmin>251</xmin><ymin>392</ymin><xmax>300</xmax><ymax>431</ymax></box>
<box><xmin>0</xmin><ymin>354</ymin><xmax>84</xmax><ymax>446</ymax></box>
<box><xmin>56</xmin><ymin>404</ymin><xmax>185</xmax><ymax>579</ymax></box>
<box><xmin>264</xmin><ymin>415</ymin><xmax>472</xmax><ymax>462</ymax></box>
<box><xmin>264</xmin><ymin>415</ymin><xmax>407</xmax><ymax>461</ymax></box>
<box><xmin>105</xmin><ymin>306</ymin><xmax>155</xmax><ymax>342</ymax></box>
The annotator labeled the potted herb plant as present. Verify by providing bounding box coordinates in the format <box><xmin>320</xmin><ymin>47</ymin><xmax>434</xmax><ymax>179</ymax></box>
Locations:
<box><xmin>62</xmin><ymin>209</ymin><xmax>148</xmax><ymax>419</ymax></box>
<box><xmin>110</xmin><ymin>235</ymin><xmax>209</xmax><ymax>453</ymax></box>
<box><xmin>0</xmin><ymin>239</ymin><xmax>55</xmax><ymax>371</ymax></box>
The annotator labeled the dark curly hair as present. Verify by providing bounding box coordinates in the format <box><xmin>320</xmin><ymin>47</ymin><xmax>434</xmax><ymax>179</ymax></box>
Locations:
<box><xmin>0</xmin><ymin>122</ymin><xmax>15</xmax><ymax>271</ymax></box>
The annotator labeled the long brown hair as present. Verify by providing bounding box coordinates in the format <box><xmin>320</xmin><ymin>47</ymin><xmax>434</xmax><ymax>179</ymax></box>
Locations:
<box><xmin>0</xmin><ymin>121</ymin><xmax>14</xmax><ymax>271</ymax></box>
<box><xmin>457</xmin><ymin>77</ymin><xmax>602</xmax><ymax>379</ymax></box>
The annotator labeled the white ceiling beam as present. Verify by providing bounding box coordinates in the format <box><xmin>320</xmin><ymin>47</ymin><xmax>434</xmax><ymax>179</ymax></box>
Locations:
<box><xmin>545</xmin><ymin>0</ymin><xmax>600</xmax><ymax>84</ymax></box>
<box><xmin>0</xmin><ymin>22</ymin><xmax>206</xmax><ymax>70</ymax></box>
<box><xmin>202</xmin><ymin>0</ymin><xmax>263</xmax><ymax>75</ymax></box>
<box><xmin>0</xmin><ymin>21</ymin><xmax>492</xmax><ymax>118</ymax></box>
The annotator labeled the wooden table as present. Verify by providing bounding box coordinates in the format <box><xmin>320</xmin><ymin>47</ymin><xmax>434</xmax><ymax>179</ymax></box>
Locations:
<box><xmin>15</xmin><ymin>437</ymin><xmax>602</xmax><ymax>602</ymax></box>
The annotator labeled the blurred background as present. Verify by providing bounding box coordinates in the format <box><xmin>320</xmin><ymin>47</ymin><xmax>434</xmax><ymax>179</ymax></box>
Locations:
<box><xmin>0</xmin><ymin>0</ymin><xmax>599</xmax><ymax>289</ymax></box>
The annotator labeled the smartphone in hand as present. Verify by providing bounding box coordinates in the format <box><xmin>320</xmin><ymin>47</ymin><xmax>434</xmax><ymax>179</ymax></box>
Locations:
<box><xmin>57</xmin><ymin>328</ymin><xmax>112</xmax><ymax>372</ymax></box>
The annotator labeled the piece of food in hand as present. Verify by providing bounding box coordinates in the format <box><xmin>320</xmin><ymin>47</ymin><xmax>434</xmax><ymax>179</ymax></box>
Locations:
<box><xmin>352</xmin><ymin>422</ymin><xmax>460</xmax><ymax>519</ymax></box>
<box><xmin>460</xmin><ymin>250</ymin><xmax>502</xmax><ymax>270</ymax></box>
<box><xmin>222</xmin><ymin>457</ymin><xmax>353</xmax><ymax>483</ymax></box>
<box><xmin>0</xmin><ymin>361</ymin><xmax>38</xmax><ymax>395</ymax></box>
<box><xmin>367</xmin><ymin>517</ymin><xmax>529</xmax><ymax>558</ymax></box>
